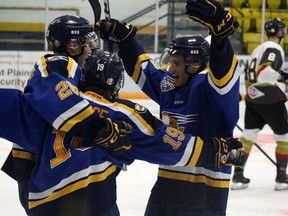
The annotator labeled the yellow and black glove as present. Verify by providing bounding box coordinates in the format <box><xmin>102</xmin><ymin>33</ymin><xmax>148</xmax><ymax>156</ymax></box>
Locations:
<box><xmin>96</xmin><ymin>18</ymin><xmax>138</xmax><ymax>43</ymax></box>
<box><xmin>92</xmin><ymin>118</ymin><xmax>133</xmax><ymax>156</ymax></box>
<box><xmin>186</xmin><ymin>0</ymin><xmax>238</xmax><ymax>39</ymax></box>
<box><xmin>212</xmin><ymin>137</ymin><xmax>246</xmax><ymax>168</ymax></box>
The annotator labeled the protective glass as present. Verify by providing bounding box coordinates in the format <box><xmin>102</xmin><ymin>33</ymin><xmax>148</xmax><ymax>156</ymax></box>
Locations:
<box><xmin>80</xmin><ymin>32</ymin><xmax>99</xmax><ymax>49</ymax></box>
<box><xmin>159</xmin><ymin>48</ymin><xmax>202</xmax><ymax>68</ymax></box>
<box><xmin>159</xmin><ymin>48</ymin><xmax>171</xmax><ymax>68</ymax></box>
<box><xmin>69</xmin><ymin>32</ymin><xmax>99</xmax><ymax>49</ymax></box>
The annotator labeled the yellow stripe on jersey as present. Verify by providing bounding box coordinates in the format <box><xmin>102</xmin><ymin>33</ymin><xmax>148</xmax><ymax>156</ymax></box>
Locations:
<box><xmin>208</xmin><ymin>54</ymin><xmax>237</xmax><ymax>88</ymax></box>
<box><xmin>85</xmin><ymin>91</ymin><xmax>155</xmax><ymax>136</ymax></box>
<box><xmin>187</xmin><ymin>137</ymin><xmax>203</xmax><ymax>167</ymax></box>
<box><xmin>59</xmin><ymin>105</ymin><xmax>95</xmax><ymax>132</ymax></box>
<box><xmin>28</xmin><ymin>164</ymin><xmax>117</xmax><ymax>209</ymax></box>
<box><xmin>119</xmin><ymin>102</ymin><xmax>155</xmax><ymax>135</ymax></box>
<box><xmin>158</xmin><ymin>170</ymin><xmax>230</xmax><ymax>188</ymax></box>
<box><xmin>132</xmin><ymin>54</ymin><xmax>150</xmax><ymax>83</ymax></box>
<box><xmin>12</xmin><ymin>149</ymin><xmax>35</xmax><ymax>161</ymax></box>
<box><xmin>40</xmin><ymin>56</ymin><xmax>49</xmax><ymax>77</ymax></box>
<box><xmin>114</xmin><ymin>101</ymin><xmax>155</xmax><ymax>135</ymax></box>
<box><xmin>66</xmin><ymin>57</ymin><xmax>74</xmax><ymax>78</ymax></box>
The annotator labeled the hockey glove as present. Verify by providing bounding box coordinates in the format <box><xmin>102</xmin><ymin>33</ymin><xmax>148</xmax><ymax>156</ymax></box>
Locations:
<box><xmin>212</xmin><ymin>137</ymin><xmax>246</xmax><ymax>168</ymax></box>
<box><xmin>96</xmin><ymin>19</ymin><xmax>138</xmax><ymax>43</ymax></box>
<box><xmin>277</xmin><ymin>70</ymin><xmax>288</xmax><ymax>83</ymax></box>
<box><xmin>186</xmin><ymin>0</ymin><xmax>239</xmax><ymax>39</ymax></box>
<box><xmin>92</xmin><ymin>118</ymin><xmax>133</xmax><ymax>156</ymax></box>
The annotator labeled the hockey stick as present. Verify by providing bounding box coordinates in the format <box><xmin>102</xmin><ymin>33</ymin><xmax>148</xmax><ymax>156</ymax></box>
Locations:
<box><xmin>88</xmin><ymin>0</ymin><xmax>101</xmax><ymax>32</ymax></box>
<box><xmin>236</xmin><ymin>124</ymin><xmax>278</xmax><ymax>166</ymax></box>
<box><xmin>103</xmin><ymin>0</ymin><xmax>113</xmax><ymax>52</ymax></box>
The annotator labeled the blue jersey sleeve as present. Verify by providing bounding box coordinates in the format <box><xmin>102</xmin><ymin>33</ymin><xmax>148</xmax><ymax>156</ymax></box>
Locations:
<box><xmin>207</xmin><ymin>38</ymin><xmax>239</xmax><ymax>99</ymax></box>
<box><xmin>83</xmin><ymin>91</ymin><xmax>212</xmax><ymax>167</ymax></box>
<box><xmin>0</xmin><ymin>89</ymin><xmax>47</xmax><ymax>153</ymax></box>
<box><xmin>24</xmin><ymin>54</ymin><xmax>106</xmax><ymax>141</ymax></box>
<box><xmin>118</xmin><ymin>39</ymin><xmax>166</xmax><ymax>103</ymax></box>
<box><xmin>204</xmin><ymin>38</ymin><xmax>240</xmax><ymax>131</ymax></box>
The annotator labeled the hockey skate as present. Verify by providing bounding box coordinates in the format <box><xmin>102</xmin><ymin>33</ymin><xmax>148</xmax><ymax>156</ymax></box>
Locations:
<box><xmin>231</xmin><ymin>167</ymin><xmax>250</xmax><ymax>190</ymax></box>
<box><xmin>275</xmin><ymin>167</ymin><xmax>288</xmax><ymax>191</ymax></box>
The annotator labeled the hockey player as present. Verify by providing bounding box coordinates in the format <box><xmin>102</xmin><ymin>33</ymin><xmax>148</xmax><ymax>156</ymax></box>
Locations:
<box><xmin>96</xmin><ymin>0</ymin><xmax>240</xmax><ymax>215</ymax></box>
<box><xmin>80</xmin><ymin>49</ymin><xmax>245</xmax><ymax>168</ymax></box>
<box><xmin>1</xmin><ymin>14</ymin><xmax>133</xmax><ymax>215</ymax></box>
<box><xmin>24</xmin><ymin>14</ymin><xmax>133</xmax><ymax>154</ymax></box>
<box><xmin>232</xmin><ymin>17</ymin><xmax>288</xmax><ymax>190</ymax></box>
<box><xmin>0</xmin><ymin>50</ymin><xmax>245</xmax><ymax>215</ymax></box>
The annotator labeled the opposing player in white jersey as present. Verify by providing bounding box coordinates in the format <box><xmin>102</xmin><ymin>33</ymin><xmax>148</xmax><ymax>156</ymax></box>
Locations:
<box><xmin>232</xmin><ymin>18</ymin><xmax>288</xmax><ymax>190</ymax></box>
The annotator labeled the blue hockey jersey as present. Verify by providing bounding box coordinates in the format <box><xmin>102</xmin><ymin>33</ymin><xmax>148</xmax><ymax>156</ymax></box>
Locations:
<box><xmin>0</xmin><ymin>89</ymin><xmax>123</xmax><ymax>215</ymax></box>
<box><xmin>0</xmin><ymin>88</ymin><xmax>220</xmax><ymax>215</ymax></box>
<box><xmin>118</xmin><ymin>38</ymin><xmax>240</xmax><ymax>214</ymax></box>
<box><xmin>24</xmin><ymin>54</ymin><xmax>108</xmax><ymax>142</ymax></box>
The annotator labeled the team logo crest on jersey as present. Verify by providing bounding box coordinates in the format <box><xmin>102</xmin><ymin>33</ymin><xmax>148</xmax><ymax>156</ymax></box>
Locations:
<box><xmin>160</xmin><ymin>76</ymin><xmax>175</xmax><ymax>92</ymax></box>
<box><xmin>162</xmin><ymin>112</ymin><xmax>180</xmax><ymax>129</ymax></box>
<box><xmin>247</xmin><ymin>86</ymin><xmax>264</xmax><ymax>99</ymax></box>
<box><xmin>134</xmin><ymin>103</ymin><xmax>147</xmax><ymax>113</ymax></box>
<box><xmin>162</xmin><ymin>111</ymin><xmax>197</xmax><ymax>132</ymax></box>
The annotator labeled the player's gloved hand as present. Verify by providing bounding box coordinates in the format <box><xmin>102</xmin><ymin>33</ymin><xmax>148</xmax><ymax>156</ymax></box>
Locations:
<box><xmin>92</xmin><ymin>118</ymin><xmax>133</xmax><ymax>156</ymax></box>
<box><xmin>211</xmin><ymin>137</ymin><xmax>246</xmax><ymax>168</ymax></box>
<box><xmin>186</xmin><ymin>0</ymin><xmax>239</xmax><ymax>39</ymax></box>
<box><xmin>96</xmin><ymin>19</ymin><xmax>138</xmax><ymax>43</ymax></box>
<box><xmin>277</xmin><ymin>70</ymin><xmax>288</xmax><ymax>83</ymax></box>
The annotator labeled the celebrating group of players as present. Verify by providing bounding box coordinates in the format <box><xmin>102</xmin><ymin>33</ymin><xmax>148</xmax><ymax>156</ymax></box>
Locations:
<box><xmin>0</xmin><ymin>0</ymin><xmax>287</xmax><ymax>215</ymax></box>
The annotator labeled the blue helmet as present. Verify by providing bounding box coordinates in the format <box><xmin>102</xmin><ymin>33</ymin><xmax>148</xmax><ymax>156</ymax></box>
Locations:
<box><xmin>83</xmin><ymin>50</ymin><xmax>125</xmax><ymax>99</ymax></box>
<box><xmin>46</xmin><ymin>15</ymin><xmax>98</xmax><ymax>52</ymax></box>
<box><xmin>160</xmin><ymin>35</ymin><xmax>210</xmax><ymax>70</ymax></box>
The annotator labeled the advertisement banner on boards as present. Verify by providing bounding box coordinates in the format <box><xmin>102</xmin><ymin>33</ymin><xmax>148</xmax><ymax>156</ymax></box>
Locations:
<box><xmin>1</xmin><ymin>51</ymin><xmax>286</xmax><ymax>94</ymax></box>
<box><xmin>0</xmin><ymin>51</ymin><xmax>46</xmax><ymax>90</ymax></box>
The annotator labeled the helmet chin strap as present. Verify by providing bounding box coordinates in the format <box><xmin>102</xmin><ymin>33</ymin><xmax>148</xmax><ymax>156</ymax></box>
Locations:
<box><xmin>65</xmin><ymin>46</ymin><xmax>85</xmax><ymax>64</ymax></box>
<box><xmin>184</xmin><ymin>64</ymin><xmax>192</xmax><ymax>76</ymax></box>
<box><xmin>276</xmin><ymin>29</ymin><xmax>285</xmax><ymax>44</ymax></box>
<box><xmin>277</xmin><ymin>36</ymin><xmax>283</xmax><ymax>44</ymax></box>
<box><xmin>184</xmin><ymin>65</ymin><xmax>198</xmax><ymax>85</ymax></box>
<box><xmin>185</xmin><ymin>64</ymin><xmax>204</xmax><ymax>76</ymax></box>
